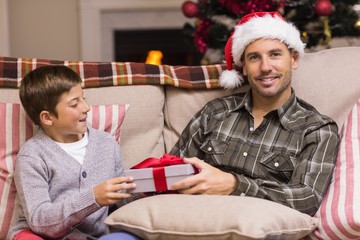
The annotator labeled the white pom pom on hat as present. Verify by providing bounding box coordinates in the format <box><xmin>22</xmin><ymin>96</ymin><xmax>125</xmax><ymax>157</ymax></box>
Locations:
<box><xmin>219</xmin><ymin>11</ymin><xmax>306</xmax><ymax>89</ymax></box>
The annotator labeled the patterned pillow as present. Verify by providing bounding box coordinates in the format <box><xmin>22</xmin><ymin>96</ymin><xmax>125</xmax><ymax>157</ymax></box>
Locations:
<box><xmin>0</xmin><ymin>103</ymin><xmax>128</xmax><ymax>239</ymax></box>
<box><xmin>315</xmin><ymin>98</ymin><xmax>360</xmax><ymax>239</ymax></box>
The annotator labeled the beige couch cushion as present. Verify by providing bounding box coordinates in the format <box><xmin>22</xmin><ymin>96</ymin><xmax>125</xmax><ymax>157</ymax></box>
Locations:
<box><xmin>85</xmin><ymin>85</ymin><xmax>165</xmax><ymax>169</ymax></box>
<box><xmin>292</xmin><ymin>47</ymin><xmax>360</xmax><ymax>128</ymax></box>
<box><xmin>0</xmin><ymin>88</ymin><xmax>20</xmax><ymax>104</ymax></box>
<box><xmin>163</xmin><ymin>86</ymin><xmax>248</xmax><ymax>152</ymax></box>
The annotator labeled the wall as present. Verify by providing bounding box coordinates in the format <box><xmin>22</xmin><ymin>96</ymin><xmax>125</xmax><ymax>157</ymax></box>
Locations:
<box><xmin>0</xmin><ymin>0</ymin><xmax>10</xmax><ymax>56</ymax></box>
<box><xmin>8</xmin><ymin>0</ymin><xmax>80</xmax><ymax>60</ymax></box>
<box><xmin>5</xmin><ymin>0</ymin><xmax>360</xmax><ymax>62</ymax></box>
<box><xmin>7</xmin><ymin>0</ymin><xmax>187</xmax><ymax>62</ymax></box>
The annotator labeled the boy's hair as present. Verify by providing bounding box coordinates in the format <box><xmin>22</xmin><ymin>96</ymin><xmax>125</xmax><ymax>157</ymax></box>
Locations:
<box><xmin>19</xmin><ymin>65</ymin><xmax>82</xmax><ymax>125</ymax></box>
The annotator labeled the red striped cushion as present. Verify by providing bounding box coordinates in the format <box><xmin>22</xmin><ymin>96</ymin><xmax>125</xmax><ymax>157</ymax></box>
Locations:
<box><xmin>87</xmin><ymin>104</ymin><xmax>128</xmax><ymax>144</ymax></box>
<box><xmin>0</xmin><ymin>103</ymin><xmax>128</xmax><ymax>239</ymax></box>
<box><xmin>315</xmin><ymin>98</ymin><xmax>360</xmax><ymax>239</ymax></box>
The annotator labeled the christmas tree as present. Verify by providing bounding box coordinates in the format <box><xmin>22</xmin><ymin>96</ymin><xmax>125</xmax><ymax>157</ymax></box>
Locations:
<box><xmin>181</xmin><ymin>0</ymin><xmax>360</xmax><ymax>64</ymax></box>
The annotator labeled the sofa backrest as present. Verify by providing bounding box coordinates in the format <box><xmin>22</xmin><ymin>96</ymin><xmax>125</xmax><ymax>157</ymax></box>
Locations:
<box><xmin>292</xmin><ymin>47</ymin><xmax>360</xmax><ymax>128</ymax></box>
<box><xmin>84</xmin><ymin>85</ymin><xmax>166</xmax><ymax>169</ymax></box>
<box><xmin>1</xmin><ymin>47</ymin><xmax>359</xmax><ymax>167</ymax></box>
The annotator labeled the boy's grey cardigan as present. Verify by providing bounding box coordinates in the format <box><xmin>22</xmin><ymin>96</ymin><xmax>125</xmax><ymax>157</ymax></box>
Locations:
<box><xmin>8</xmin><ymin>126</ymin><xmax>124</xmax><ymax>240</ymax></box>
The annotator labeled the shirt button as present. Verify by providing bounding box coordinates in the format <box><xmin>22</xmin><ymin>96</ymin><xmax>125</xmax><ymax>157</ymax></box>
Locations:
<box><xmin>207</xmin><ymin>147</ymin><xmax>212</xmax><ymax>151</ymax></box>
<box><xmin>249</xmin><ymin>127</ymin><xmax>254</xmax><ymax>132</ymax></box>
<box><xmin>82</xmin><ymin>171</ymin><xmax>87</xmax><ymax>178</ymax></box>
<box><xmin>243</xmin><ymin>152</ymin><xmax>248</xmax><ymax>157</ymax></box>
<box><xmin>274</xmin><ymin>162</ymin><xmax>279</xmax><ymax>167</ymax></box>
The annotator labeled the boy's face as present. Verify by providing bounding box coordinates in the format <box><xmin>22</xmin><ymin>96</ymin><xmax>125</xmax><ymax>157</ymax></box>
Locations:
<box><xmin>47</xmin><ymin>83</ymin><xmax>90</xmax><ymax>143</ymax></box>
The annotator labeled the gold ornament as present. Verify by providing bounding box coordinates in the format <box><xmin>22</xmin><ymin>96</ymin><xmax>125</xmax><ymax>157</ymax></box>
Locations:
<box><xmin>301</xmin><ymin>31</ymin><xmax>309</xmax><ymax>44</ymax></box>
<box><xmin>319</xmin><ymin>16</ymin><xmax>332</xmax><ymax>46</ymax></box>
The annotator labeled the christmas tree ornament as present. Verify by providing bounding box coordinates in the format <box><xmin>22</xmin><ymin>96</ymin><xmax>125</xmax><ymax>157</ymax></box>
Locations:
<box><xmin>319</xmin><ymin>16</ymin><xmax>332</xmax><ymax>45</ymax></box>
<box><xmin>301</xmin><ymin>31</ymin><xmax>309</xmax><ymax>45</ymax></box>
<box><xmin>193</xmin><ymin>19</ymin><xmax>211</xmax><ymax>54</ymax></box>
<box><xmin>314</xmin><ymin>0</ymin><xmax>333</xmax><ymax>16</ymax></box>
<box><xmin>182</xmin><ymin>1</ymin><xmax>199</xmax><ymax>18</ymax></box>
<box><xmin>220</xmin><ymin>12</ymin><xmax>305</xmax><ymax>89</ymax></box>
<box><xmin>218</xmin><ymin>0</ymin><xmax>287</xmax><ymax>15</ymax></box>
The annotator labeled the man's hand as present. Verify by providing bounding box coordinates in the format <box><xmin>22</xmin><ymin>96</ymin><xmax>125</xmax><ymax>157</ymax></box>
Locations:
<box><xmin>169</xmin><ymin>157</ymin><xmax>237</xmax><ymax>195</ymax></box>
<box><xmin>93</xmin><ymin>176</ymin><xmax>136</xmax><ymax>206</ymax></box>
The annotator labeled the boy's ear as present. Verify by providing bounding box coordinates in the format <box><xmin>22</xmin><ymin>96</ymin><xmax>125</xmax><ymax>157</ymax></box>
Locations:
<box><xmin>39</xmin><ymin>110</ymin><xmax>53</xmax><ymax>126</ymax></box>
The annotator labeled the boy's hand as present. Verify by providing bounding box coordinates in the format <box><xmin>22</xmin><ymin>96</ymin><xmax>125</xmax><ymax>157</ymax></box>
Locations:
<box><xmin>93</xmin><ymin>176</ymin><xmax>136</xmax><ymax>206</ymax></box>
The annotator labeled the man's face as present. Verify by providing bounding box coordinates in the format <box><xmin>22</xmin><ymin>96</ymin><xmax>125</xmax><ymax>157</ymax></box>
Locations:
<box><xmin>242</xmin><ymin>38</ymin><xmax>299</xmax><ymax>103</ymax></box>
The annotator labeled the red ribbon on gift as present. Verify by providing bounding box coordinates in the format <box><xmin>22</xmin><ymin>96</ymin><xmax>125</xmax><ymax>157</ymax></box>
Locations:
<box><xmin>131</xmin><ymin>154</ymin><xmax>197</xmax><ymax>192</ymax></box>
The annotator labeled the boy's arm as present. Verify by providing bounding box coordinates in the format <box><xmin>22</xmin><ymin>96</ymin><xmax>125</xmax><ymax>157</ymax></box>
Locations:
<box><xmin>14</xmin><ymin>154</ymin><xmax>101</xmax><ymax>238</ymax></box>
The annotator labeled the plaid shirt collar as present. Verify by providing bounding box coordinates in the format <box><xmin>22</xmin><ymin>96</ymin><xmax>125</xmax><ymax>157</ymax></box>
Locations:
<box><xmin>231</xmin><ymin>88</ymin><xmax>298</xmax><ymax>131</ymax></box>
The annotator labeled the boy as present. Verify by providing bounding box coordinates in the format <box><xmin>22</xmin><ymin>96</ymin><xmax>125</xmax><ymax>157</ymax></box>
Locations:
<box><xmin>8</xmin><ymin>65</ymin><xmax>136</xmax><ymax>239</ymax></box>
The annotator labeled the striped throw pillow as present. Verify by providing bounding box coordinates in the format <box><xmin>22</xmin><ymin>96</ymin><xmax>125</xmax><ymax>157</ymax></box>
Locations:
<box><xmin>315</xmin><ymin>98</ymin><xmax>360</xmax><ymax>240</ymax></box>
<box><xmin>0</xmin><ymin>103</ymin><xmax>128</xmax><ymax>239</ymax></box>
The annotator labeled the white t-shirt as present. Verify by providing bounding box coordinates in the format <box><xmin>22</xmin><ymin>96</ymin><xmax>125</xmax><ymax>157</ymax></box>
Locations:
<box><xmin>56</xmin><ymin>132</ymin><xmax>89</xmax><ymax>165</ymax></box>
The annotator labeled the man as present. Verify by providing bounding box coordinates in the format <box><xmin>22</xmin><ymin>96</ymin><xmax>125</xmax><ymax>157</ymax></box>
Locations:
<box><xmin>169</xmin><ymin>12</ymin><xmax>339</xmax><ymax>216</ymax></box>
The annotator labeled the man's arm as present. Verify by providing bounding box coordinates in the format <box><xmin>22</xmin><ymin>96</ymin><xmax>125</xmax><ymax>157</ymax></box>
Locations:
<box><xmin>170</xmin><ymin>109</ymin><xmax>339</xmax><ymax>216</ymax></box>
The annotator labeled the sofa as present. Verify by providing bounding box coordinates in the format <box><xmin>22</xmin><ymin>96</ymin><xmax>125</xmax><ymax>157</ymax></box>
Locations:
<box><xmin>0</xmin><ymin>47</ymin><xmax>360</xmax><ymax>239</ymax></box>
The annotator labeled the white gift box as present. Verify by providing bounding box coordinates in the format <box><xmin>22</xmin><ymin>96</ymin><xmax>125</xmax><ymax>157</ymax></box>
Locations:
<box><xmin>125</xmin><ymin>164</ymin><xmax>196</xmax><ymax>193</ymax></box>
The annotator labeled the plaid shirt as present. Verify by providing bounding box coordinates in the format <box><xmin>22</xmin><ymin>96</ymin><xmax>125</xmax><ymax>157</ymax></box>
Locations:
<box><xmin>170</xmin><ymin>89</ymin><xmax>339</xmax><ymax>216</ymax></box>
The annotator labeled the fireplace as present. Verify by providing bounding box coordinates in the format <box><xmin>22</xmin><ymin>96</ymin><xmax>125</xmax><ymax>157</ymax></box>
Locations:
<box><xmin>79</xmin><ymin>0</ymin><xmax>195</xmax><ymax>64</ymax></box>
<box><xmin>114</xmin><ymin>28</ymin><xmax>201</xmax><ymax>65</ymax></box>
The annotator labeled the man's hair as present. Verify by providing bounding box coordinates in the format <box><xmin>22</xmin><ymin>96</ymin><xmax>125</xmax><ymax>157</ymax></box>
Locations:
<box><xmin>19</xmin><ymin>65</ymin><xmax>82</xmax><ymax>125</ymax></box>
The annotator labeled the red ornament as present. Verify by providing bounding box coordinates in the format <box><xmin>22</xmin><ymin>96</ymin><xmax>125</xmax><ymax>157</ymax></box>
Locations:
<box><xmin>181</xmin><ymin>1</ymin><xmax>199</xmax><ymax>18</ymax></box>
<box><xmin>314</xmin><ymin>0</ymin><xmax>333</xmax><ymax>16</ymax></box>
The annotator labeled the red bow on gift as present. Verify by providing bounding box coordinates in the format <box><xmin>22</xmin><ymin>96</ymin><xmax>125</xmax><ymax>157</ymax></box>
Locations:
<box><xmin>131</xmin><ymin>154</ymin><xmax>198</xmax><ymax>192</ymax></box>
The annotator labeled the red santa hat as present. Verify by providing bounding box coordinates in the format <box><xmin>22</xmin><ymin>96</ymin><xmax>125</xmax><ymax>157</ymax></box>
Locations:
<box><xmin>219</xmin><ymin>11</ymin><xmax>305</xmax><ymax>89</ymax></box>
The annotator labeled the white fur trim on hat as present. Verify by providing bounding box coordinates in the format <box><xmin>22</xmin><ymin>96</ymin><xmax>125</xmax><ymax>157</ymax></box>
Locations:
<box><xmin>219</xmin><ymin>69</ymin><xmax>244</xmax><ymax>89</ymax></box>
<box><xmin>219</xmin><ymin>12</ymin><xmax>305</xmax><ymax>90</ymax></box>
<box><xmin>232</xmin><ymin>14</ymin><xmax>305</xmax><ymax>67</ymax></box>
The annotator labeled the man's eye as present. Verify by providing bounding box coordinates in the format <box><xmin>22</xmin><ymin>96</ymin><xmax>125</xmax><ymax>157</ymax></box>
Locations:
<box><xmin>271</xmin><ymin>52</ymin><xmax>282</xmax><ymax>57</ymax></box>
<box><xmin>249</xmin><ymin>55</ymin><xmax>259</xmax><ymax>61</ymax></box>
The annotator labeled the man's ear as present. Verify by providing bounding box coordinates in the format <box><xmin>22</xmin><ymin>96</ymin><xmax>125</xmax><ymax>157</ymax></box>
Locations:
<box><xmin>241</xmin><ymin>59</ymin><xmax>247</xmax><ymax>76</ymax></box>
<box><xmin>291</xmin><ymin>51</ymin><xmax>300</xmax><ymax>70</ymax></box>
<box><xmin>39</xmin><ymin>110</ymin><xmax>53</xmax><ymax>126</ymax></box>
